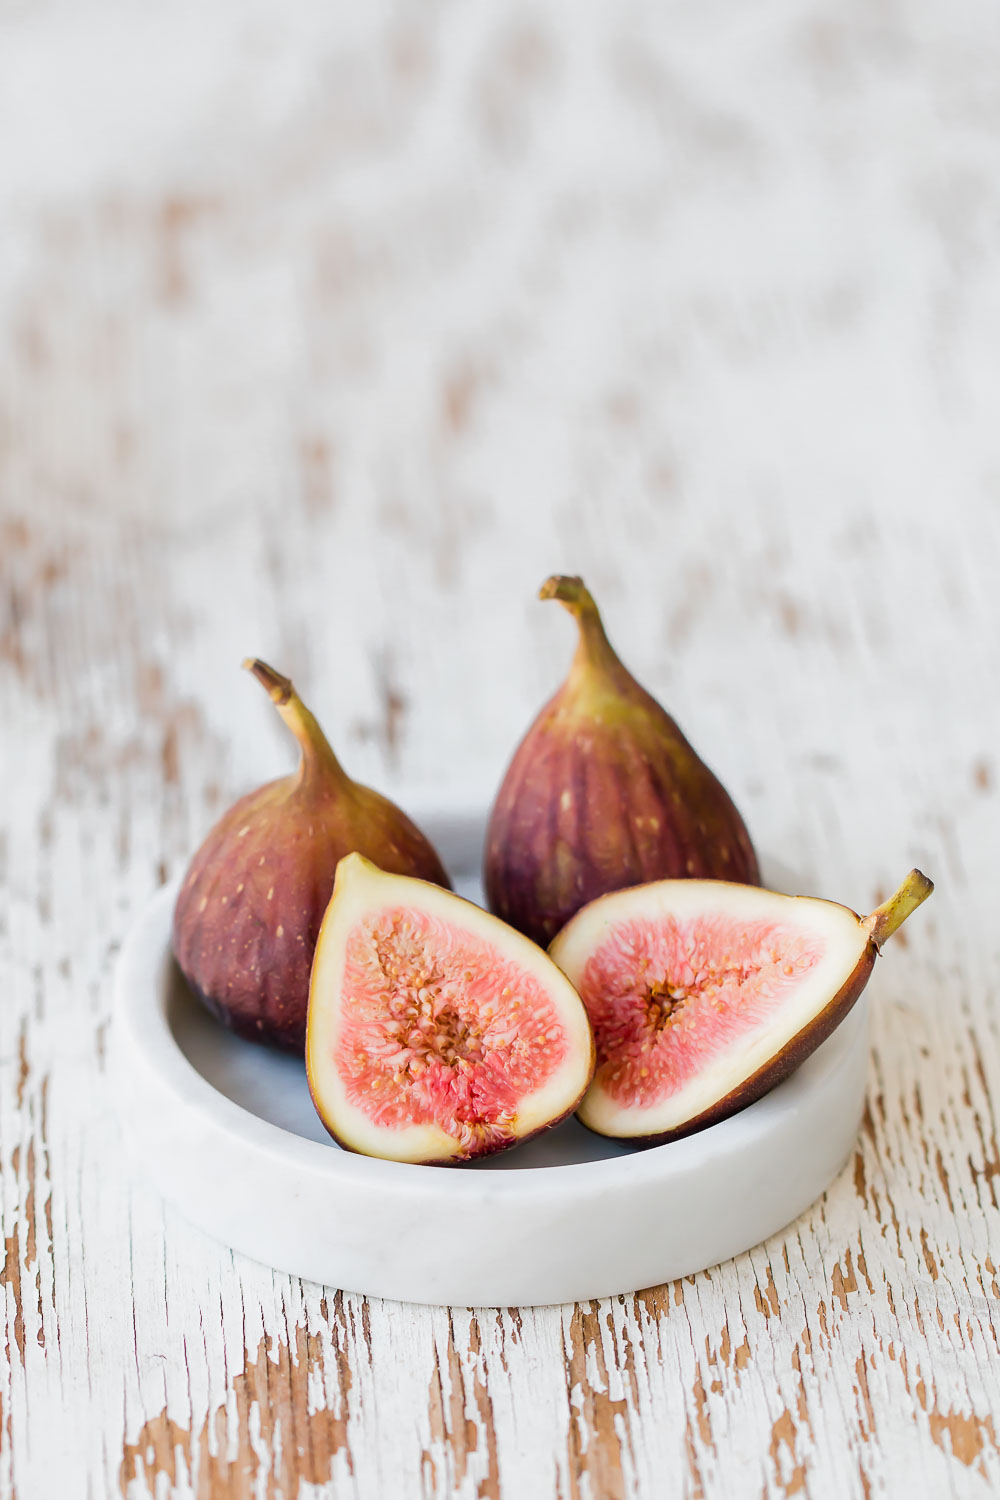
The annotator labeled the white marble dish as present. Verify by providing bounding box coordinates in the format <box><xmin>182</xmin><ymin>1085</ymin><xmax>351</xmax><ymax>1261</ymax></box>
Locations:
<box><xmin>112</xmin><ymin>808</ymin><xmax>869</xmax><ymax>1307</ymax></box>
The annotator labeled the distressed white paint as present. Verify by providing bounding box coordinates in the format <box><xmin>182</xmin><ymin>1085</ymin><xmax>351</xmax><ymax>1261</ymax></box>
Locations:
<box><xmin>1</xmin><ymin>0</ymin><xmax>999</xmax><ymax>1495</ymax></box>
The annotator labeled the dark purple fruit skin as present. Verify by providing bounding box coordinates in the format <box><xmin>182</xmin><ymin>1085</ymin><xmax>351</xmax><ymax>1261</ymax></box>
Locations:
<box><xmin>173</xmin><ymin>780</ymin><xmax>450</xmax><ymax>1053</ymax></box>
<box><xmin>485</xmin><ymin>674</ymin><xmax>760</xmax><ymax>950</ymax></box>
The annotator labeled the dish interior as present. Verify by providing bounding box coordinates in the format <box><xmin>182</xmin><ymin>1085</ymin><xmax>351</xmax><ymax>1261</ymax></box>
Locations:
<box><xmin>168</xmin><ymin>808</ymin><xmax>820</xmax><ymax>1171</ymax></box>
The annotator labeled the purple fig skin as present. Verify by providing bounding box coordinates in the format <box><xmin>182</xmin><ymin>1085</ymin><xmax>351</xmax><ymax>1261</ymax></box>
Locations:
<box><xmin>484</xmin><ymin>577</ymin><xmax>760</xmax><ymax>949</ymax></box>
<box><xmin>172</xmin><ymin>661</ymin><xmax>450</xmax><ymax>1053</ymax></box>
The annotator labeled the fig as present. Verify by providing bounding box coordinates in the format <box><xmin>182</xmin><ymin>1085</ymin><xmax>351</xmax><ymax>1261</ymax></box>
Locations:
<box><xmin>549</xmin><ymin>869</ymin><xmax>933</xmax><ymax>1144</ymax></box>
<box><xmin>173</xmin><ymin>660</ymin><xmax>450</xmax><ymax>1052</ymax></box>
<box><xmin>484</xmin><ymin>575</ymin><xmax>760</xmax><ymax>947</ymax></box>
<box><xmin>306</xmin><ymin>854</ymin><xmax>596</xmax><ymax>1164</ymax></box>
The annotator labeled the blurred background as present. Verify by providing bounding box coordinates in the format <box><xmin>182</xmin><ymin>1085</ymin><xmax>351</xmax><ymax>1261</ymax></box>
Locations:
<box><xmin>3</xmin><ymin>0</ymin><xmax>997</xmax><ymax>881</ymax></box>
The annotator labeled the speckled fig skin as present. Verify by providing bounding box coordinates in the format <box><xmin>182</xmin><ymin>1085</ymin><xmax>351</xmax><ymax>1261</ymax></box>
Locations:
<box><xmin>172</xmin><ymin>660</ymin><xmax>450</xmax><ymax>1053</ymax></box>
<box><xmin>484</xmin><ymin>576</ymin><xmax>760</xmax><ymax>948</ymax></box>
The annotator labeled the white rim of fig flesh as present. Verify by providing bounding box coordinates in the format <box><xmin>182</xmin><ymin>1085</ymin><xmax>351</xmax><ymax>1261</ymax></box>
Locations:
<box><xmin>549</xmin><ymin>872</ymin><xmax>932</xmax><ymax>1142</ymax></box>
<box><xmin>307</xmin><ymin>854</ymin><xmax>596</xmax><ymax>1165</ymax></box>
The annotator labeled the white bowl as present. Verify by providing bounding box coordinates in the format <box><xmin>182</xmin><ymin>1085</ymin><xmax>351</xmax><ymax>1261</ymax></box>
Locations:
<box><xmin>111</xmin><ymin>811</ymin><xmax>868</xmax><ymax>1307</ymax></box>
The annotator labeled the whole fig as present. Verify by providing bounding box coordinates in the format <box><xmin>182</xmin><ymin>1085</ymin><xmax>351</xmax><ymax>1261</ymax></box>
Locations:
<box><xmin>173</xmin><ymin>659</ymin><xmax>450</xmax><ymax>1052</ymax></box>
<box><xmin>484</xmin><ymin>576</ymin><xmax>759</xmax><ymax>947</ymax></box>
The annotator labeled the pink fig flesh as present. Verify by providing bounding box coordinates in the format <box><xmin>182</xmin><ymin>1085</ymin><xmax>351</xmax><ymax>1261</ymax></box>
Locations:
<box><xmin>484</xmin><ymin>576</ymin><xmax>760</xmax><ymax>949</ymax></box>
<box><xmin>549</xmin><ymin>870</ymin><xmax>932</xmax><ymax>1144</ymax></box>
<box><xmin>307</xmin><ymin>855</ymin><xmax>596</xmax><ymax>1164</ymax></box>
<box><xmin>173</xmin><ymin>661</ymin><xmax>450</xmax><ymax>1053</ymax></box>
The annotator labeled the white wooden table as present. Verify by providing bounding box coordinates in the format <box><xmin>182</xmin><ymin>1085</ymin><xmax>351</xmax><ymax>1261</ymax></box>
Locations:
<box><xmin>2</xmin><ymin>1</ymin><xmax>999</xmax><ymax>1494</ymax></box>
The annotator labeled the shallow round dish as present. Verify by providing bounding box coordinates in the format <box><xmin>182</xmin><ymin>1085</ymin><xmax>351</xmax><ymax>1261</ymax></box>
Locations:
<box><xmin>112</xmin><ymin>808</ymin><xmax>868</xmax><ymax>1307</ymax></box>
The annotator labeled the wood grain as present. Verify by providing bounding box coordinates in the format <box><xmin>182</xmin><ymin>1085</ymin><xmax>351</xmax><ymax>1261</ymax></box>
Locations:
<box><xmin>2</xmin><ymin>0</ymin><xmax>999</xmax><ymax>1494</ymax></box>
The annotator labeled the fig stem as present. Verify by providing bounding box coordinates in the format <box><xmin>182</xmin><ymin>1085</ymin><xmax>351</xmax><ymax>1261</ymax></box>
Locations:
<box><xmin>243</xmin><ymin>658</ymin><xmax>352</xmax><ymax>791</ymax></box>
<box><xmin>539</xmin><ymin>575</ymin><xmax>622</xmax><ymax>680</ymax></box>
<box><xmin>863</xmin><ymin>869</ymin><xmax>934</xmax><ymax>949</ymax></box>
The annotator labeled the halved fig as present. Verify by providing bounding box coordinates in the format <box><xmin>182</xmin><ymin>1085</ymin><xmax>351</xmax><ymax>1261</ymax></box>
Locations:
<box><xmin>549</xmin><ymin>870</ymin><xmax>933</xmax><ymax>1144</ymax></box>
<box><xmin>307</xmin><ymin>855</ymin><xmax>596</xmax><ymax>1164</ymax></box>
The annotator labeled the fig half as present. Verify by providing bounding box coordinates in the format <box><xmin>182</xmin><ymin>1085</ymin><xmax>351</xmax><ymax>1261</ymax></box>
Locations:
<box><xmin>549</xmin><ymin>869</ymin><xmax>933</xmax><ymax>1144</ymax></box>
<box><xmin>307</xmin><ymin>854</ymin><xmax>596</xmax><ymax>1164</ymax></box>
<box><xmin>173</xmin><ymin>660</ymin><xmax>450</xmax><ymax>1052</ymax></box>
<box><xmin>484</xmin><ymin>576</ymin><xmax>760</xmax><ymax>949</ymax></box>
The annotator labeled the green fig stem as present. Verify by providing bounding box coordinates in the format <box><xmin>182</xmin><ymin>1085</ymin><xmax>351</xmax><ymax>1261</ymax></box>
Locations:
<box><xmin>243</xmin><ymin>658</ymin><xmax>352</xmax><ymax>793</ymax></box>
<box><xmin>540</xmin><ymin>575</ymin><xmax>624</xmax><ymax>682</ymax></box>
<box><xmin>862</xmin><ymin>869</ymin><xmax>934</xmax><ymax>949</ymax></box>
